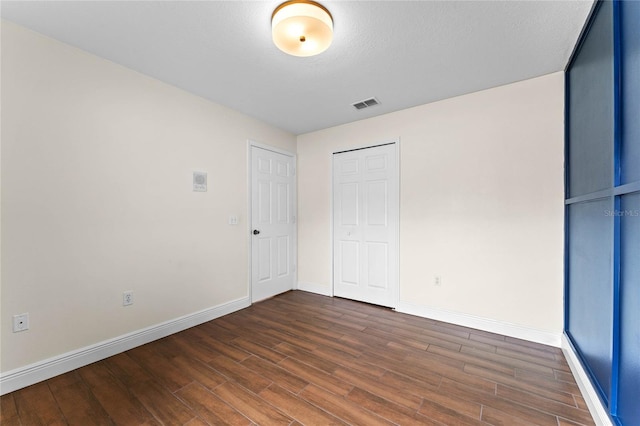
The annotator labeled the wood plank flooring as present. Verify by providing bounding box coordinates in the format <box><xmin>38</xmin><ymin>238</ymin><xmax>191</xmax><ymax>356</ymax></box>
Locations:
<box><xmin>0</xmin><ymin>291</ymin><xmax>594</xmax><ymax>425</ymax></box>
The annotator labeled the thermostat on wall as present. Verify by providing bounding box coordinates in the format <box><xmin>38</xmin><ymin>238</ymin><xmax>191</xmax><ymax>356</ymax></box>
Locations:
<box><xmin>193</xmin><ymin>171</ymin><xmax>207</xmax><ymax>192</ymax></box>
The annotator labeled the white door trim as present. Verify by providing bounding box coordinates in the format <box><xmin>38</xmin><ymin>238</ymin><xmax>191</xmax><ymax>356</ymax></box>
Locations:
<box><xmin>247</xmin><ymin>140</ymin><xmax>297</xmax><ymax>303</ymax></box>
<box><xmin>331</xmin><ymin>139</ymin><xmax>400</xmax><ymax>308</ymax></box>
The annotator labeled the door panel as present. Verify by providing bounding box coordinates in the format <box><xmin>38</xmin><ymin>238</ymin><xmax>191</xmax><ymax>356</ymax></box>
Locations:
<box><xmin>366</xmin><ymin>180</ymin><xmax>387</xmax><ymax>226</ymax></box>
<box><xmin>340</xmin><ymin>183</ymin><xmax>359</xmax><ymax>225</ymax></box>
<box><xmin>333</xmin><ymin>143</ymin><xmax>398</xmax><ymax>307</ymax></box>
<box><xmin>258</xmin><ymin>238</ymin><xmax>271</xmax><ymax>282</ymax></box>
<box><xmin>339</xmin><ymin>241</ymin><xmax>360</xmax><ymax>285</ymax></box>
<box><xmin>258</xmin><ymin>157</ymin><xmax>271</xmax><ymax>173</ymax></box>
<box><xmin>276</xmin><ymin>183</ymin><xmax>289</xmax><ymax>223</ymax></box>
<box><xmin>276</xmin><ymin>236</ymin><xmax>289</xmax><ymax>277</ymax></box>
<box><xmin>258</xmin><ymin>180</ymin><xmax>271</xmax><ymax>223</ymax></box>
<box><xmin>367</xmin><ymin>242</ymin><xmax>388</xmax><ymax>289</ymax></box>
<box><xmin>366</xmin><ymin>154</ymin><xmax>387</xmax><ymax>171</ymax></box>
<box><xmin>251</xmin><ymin>146</ymin><xmax>295</xmax><ymax>302</ymax></box>
<box><xmin>341</xmin><ymin>159</ymin><xmax>359</xmax><ymax>174</ymax></box>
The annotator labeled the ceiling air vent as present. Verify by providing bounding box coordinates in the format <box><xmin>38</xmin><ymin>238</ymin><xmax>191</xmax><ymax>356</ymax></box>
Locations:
<box><xmin>352</xmin><ymin>97</ymin><xmax>380</xmax><ymax>110</ymax></box>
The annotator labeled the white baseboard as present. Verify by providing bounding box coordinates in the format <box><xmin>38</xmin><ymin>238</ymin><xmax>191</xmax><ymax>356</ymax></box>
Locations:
<box><xmin>561</xmin><ymin>334</ymin><xmax>613</xmax><ymax>426</ymax></box>
<box><xmin>395</xmin><ymin>301</ymin><xmax>562</xmax><ymax>347</ymax></box>
<box><xmin>297</xmin><ymin>281</ymin><xmax>333</xmax><ymax>297</ymax></box>
<box><xmin>0</xmin><ymin>296</ymin><xmax>250</xmax><ymax>396</ymax></box>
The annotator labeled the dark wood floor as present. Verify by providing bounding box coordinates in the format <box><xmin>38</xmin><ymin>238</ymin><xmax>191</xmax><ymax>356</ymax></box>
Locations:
<box><xmin>1</xmin><ymin>291</ymin><xmax>594</xmax><ymax>426</ymax></box>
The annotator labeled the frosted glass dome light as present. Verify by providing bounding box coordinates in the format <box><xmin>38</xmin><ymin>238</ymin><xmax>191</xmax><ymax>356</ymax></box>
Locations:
<box><xmin>272</xmin><ymin>0</ymin><xmax>333</xmax><ymax>57</ymax></box>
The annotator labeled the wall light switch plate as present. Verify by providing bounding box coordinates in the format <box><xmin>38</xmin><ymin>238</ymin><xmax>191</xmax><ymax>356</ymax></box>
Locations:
<box><xmin>13</xmin><ymin>313</ymin><xmax>29</xmax><ymax>332</ymax></box>
<box><xmin>193</xmin><ymin>171</ymin><xmax>207</xmax><ymax>192</ymax></box>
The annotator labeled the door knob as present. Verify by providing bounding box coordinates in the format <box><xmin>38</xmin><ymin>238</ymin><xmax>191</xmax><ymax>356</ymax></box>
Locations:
<box><xmin>253</xmin><ymin>229</ymin><xmax>260</xmax><ymax>235</ymax></box>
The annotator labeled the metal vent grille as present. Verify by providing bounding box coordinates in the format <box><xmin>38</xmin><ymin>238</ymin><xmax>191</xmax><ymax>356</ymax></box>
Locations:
<box><xmin>352</xmin><ymin>97</ymin><xmax>380</xmax><ymax>110</ymax></box>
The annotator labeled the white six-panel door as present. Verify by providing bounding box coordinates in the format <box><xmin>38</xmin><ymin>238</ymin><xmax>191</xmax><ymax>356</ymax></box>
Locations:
<box><xmin>251</xmin><ymin>146</ymin><xmax>295</xmax><ymax>302</ymax></box>
<box><xmin>333</xmin><ymin>143</ymin><xmax>398</xmax><ymax>307</ymax></box>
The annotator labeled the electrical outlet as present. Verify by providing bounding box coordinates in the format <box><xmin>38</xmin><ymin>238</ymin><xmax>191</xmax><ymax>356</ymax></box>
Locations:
<box><xmin>228</xmin><ymin>215</ymin><xmax>239</xmax><ymax>225</ymax></box>
<box><xmin>13</xmin><ymin>313</ymin><xmax>29</xmax><ymax>332</ymax></box>
<box><xmin>123</xmin><ymin>291</ymin><xmax>134</xmax><ymax>306</ymax></box>
<box><xmin>434</xmin><ymin>276</ymin><xmax>442</xmax><ymax>287</ymax></box>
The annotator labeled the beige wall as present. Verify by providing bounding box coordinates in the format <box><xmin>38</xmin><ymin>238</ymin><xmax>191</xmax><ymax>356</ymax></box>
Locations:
<box><xmin>1</xmin><ymin>22</ymin><xmax>295</xmax><ymax>372</ymax></box>
<box><xmin>297</xmin><ymin>72</ymin><xmax>565</xmax><ymax>335</ymax></box>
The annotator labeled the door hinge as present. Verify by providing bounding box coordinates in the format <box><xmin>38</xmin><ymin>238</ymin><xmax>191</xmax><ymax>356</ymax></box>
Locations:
<box><xmin>292</xmin><ymin>215</ymin><xmax>296</xmax><ymax>224</ymax></box>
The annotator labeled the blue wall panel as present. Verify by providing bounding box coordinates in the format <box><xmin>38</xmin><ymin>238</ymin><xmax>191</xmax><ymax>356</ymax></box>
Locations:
<box><xmin>566</xmin><ymin>1</ymin><xmax>640</xmax><ymax>423</ymax></box>
<box><xmin>568</xmin><ymin>199</ymin><xmax>613</xmax><ymax>400</ymax></box>
<box><xmin>617</xmin><ymin>192</ymin><xmax>640</xmax><ymax>424</ymax></box>
<box><xmin>568</xmin><ymin>1</ymin><xmax>613</xmax><ymax>198</ymax></box>
<box><xmin>621</xmin><ymin>1</ymin><xmax>640</xmax><ymax>184</ymax></box>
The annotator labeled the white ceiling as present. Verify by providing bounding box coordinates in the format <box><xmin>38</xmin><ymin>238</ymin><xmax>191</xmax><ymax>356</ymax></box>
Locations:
<box><xmin>1</xmin><ymin>0</ymin><xmax>593</xmax><ymax>135</ymax></box>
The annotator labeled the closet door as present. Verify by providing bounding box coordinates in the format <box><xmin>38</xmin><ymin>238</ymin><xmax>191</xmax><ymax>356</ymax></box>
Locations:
<box><xmin>333</xmin><ymin>143</ymin><xmax>398</xmax><ymax>308</ymax></box>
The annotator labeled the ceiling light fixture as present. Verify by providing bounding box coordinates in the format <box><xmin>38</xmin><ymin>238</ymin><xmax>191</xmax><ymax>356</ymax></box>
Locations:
<box><xmin>271</xmin><ymin>0</ymin><xmax>333</xmax><ymax>57</ymax></box>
